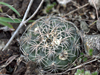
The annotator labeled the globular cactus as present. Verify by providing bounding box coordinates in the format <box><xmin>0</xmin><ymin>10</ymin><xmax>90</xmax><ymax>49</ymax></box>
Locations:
<box><xmin>20</xmin><ymin>16</ymin><xmax>80</xmax><ymax>73</ymax></box>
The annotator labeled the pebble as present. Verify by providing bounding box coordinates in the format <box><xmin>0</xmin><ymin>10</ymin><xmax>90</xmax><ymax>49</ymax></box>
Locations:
<box><xmin>83</xmin><ymin>35</ymin><xmax>100</xmax><ymax>55</ymax></box>
<box><xmin>96</xmin><ymin>17</ymin><xmax>100</xmax><ymax>31</ymax></box>
<box><xmin>80</xmin><ymin>21</ymin><xmax>90</xmax><ymax>33</ymax></box>
<box><xmin>88</xmin><ymin>0</ymin><xmax>100</xmax><ymax>9</ymax></box>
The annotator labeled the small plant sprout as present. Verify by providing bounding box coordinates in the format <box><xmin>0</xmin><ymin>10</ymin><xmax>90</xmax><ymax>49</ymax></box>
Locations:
<box><xmin>20</xmin><ymin>16</ymin><xmax>80</xmax><ymax>73</ymax></box>
<box><xmin>75</xmin><ymin>69</ymin><xmax>98</xmax><ymax>75</ymax></box>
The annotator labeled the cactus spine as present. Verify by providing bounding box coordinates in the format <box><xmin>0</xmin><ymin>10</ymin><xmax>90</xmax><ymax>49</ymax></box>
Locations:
<box><xmin>20</xmin><ymin>16</ymin><xmax>80</xmax><ymax>73</ymax></box>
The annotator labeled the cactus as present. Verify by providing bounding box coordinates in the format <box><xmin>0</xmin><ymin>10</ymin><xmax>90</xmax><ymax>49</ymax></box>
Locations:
<box><xmin>20</xmin><ymin>16</ymin><xmax>80</xmax><ymax>73</ymax></box>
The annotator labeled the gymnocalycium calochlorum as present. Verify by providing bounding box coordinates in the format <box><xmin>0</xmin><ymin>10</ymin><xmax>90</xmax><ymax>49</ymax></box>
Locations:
<box><xmin>20</xmin><ymin>16</ymin><xmax>80</xmax><ymax>73</ymax></box>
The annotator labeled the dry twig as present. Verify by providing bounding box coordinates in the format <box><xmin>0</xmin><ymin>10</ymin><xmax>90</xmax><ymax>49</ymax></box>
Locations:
<box><xmin>0</xmin><ymin>55</ymin><xmax>18</xmax><ymax>70</ymax></box>
<box><xmin>58</xmin><ymin>58</ymin><xmax>97</xmax><ymax>74</ymax></box>
<box><xmin>91</xmin><ymin>0</ymin><xmax>99</xmax><ymax>19</ymax></box>
<box><xmin>64</xmin><ymin>3</ymin><xmax>89</xmax><ymax>16</ymax></box>
<box><xmin>2</xmin><ymin>0</ymin><xmax>44</xmax><ymax>51</ymax></box>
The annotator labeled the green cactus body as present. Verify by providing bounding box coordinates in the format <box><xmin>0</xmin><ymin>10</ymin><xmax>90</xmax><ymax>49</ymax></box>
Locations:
<box><xmin>20</xmin><ymin>16</ymin><xmax>80</xmax><ymax>72</ymax></box>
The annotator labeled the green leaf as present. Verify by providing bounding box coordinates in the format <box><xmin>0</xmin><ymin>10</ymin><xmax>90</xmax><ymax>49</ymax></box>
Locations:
<box><xmin>73</xmin><ymin>63</ymin><xmax>76</xmax><ymax>66</ymax></box>
<box><xmin>0</xmin><ymin>17</ymin><xmax>21</xmax><ymax>23</ymax></box>
<box><xmin>28</xmin><ymin>20</ymin><xmax>35</xmax><ymax>22</ymax></box>
<box><xmin>75</xmin><ymin>69</ymin><xmax>84</xmax><ymax>75</ymax></box>
<box><xmin>0</xmin><ymin>20</ymin><xmax>13</xmax><ymax>28</ymax></box>
<box><xmin>0</xmin><ymin>17</ymin><xmax>34</xmax><ymax>23</ymax></box>
<box><xmin>0</xmin><ymin>8</ymin><xmax>3</xmax><ymax>12</ymax></box>
<box><xmin>80</xmin><ymin>52</ymin><xmax>84</xmax><ymax>55</ymax></box>
<box><xmin>81</xmin><ymin>69</ymin><xmax>84</xmax><ymax>73</ymax></box>
<box><xmin>89</xmin><ymin>49</ymin><xmax>93</xmax><ymax>56</ymax></box>
<box><xmin>0</xmin><ymin>2</ymin><xmax>20</xmax><ymax>16</ymax></box>
<box><xmin>46</xmin><ymin>2</ymin><xmax>56</xmax><ymax>13</ymax></box>
<box><xmin>77</xmin><ymin>69</ymin><xmax>82</xmax><ymax>73</ymax></box>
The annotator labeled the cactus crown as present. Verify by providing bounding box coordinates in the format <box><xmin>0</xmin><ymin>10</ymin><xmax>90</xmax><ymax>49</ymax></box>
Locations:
<box><xmin>20</xmin><ymin>16</ymin><xmax>80</xmax><ymax>73</ymax></box>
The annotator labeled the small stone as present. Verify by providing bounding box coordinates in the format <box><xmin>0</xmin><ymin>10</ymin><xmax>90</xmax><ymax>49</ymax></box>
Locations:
<box><xmin>96</xmin><ymin>38</ymin><xmax>100</xmax><ymax>50</ymax></box>
<box><xmin>83</xmin><ymin>35</ymin><xmax>100</xmax><ymax>55</ymax></box>
<box><xmin>57</xmin><ymin>0</ymin><xmax>72</xmax><ymax>6</ymax></box>
<box><xmin>88</xmin><ymin>0</ymin><xmax>100</xmax><ymax>9</ymax></box>
<box><xmin>96</xmin><ymin>18</ymin><xmax>100</xmax><ymax>31</ymax></box>
<box><xmin>80</xmin><ymin>21</ymin><xmax>90</xmax><ymax>33</ymax></box>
